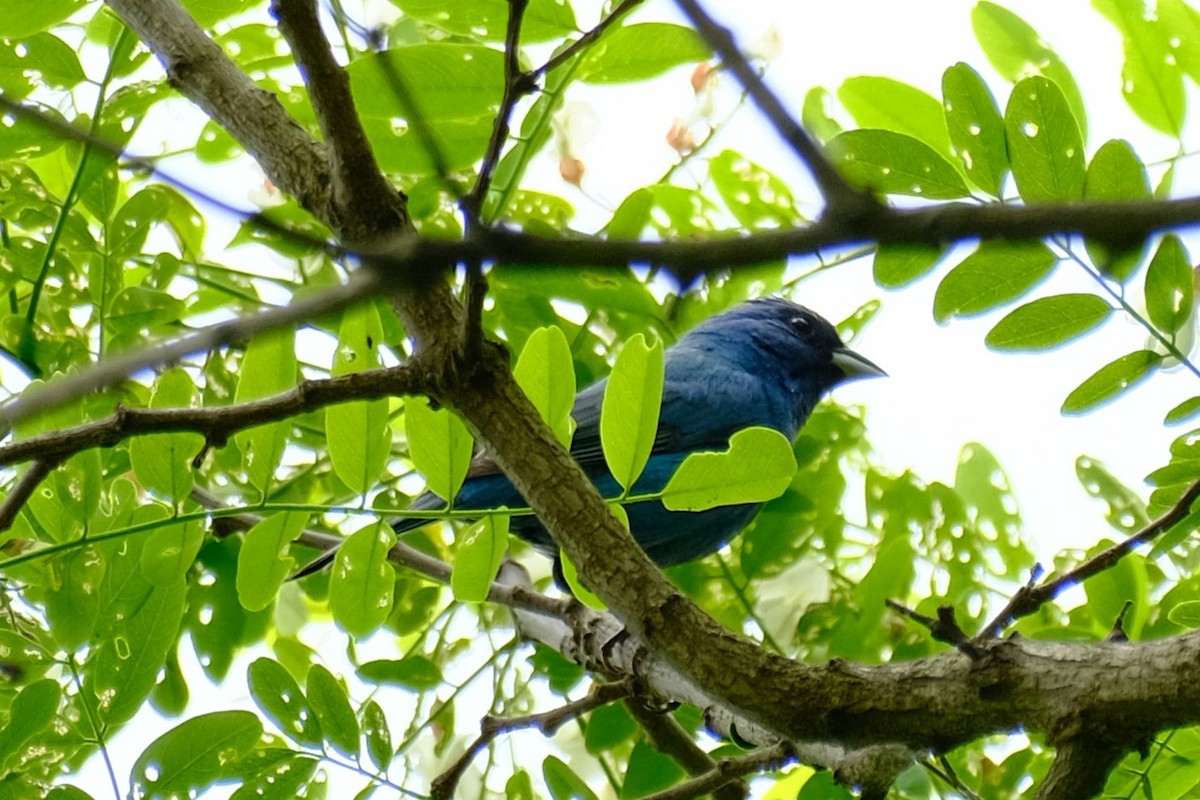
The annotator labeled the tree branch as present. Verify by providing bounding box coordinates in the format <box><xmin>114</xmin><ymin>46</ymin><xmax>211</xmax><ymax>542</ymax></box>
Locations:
<box><xmin>272</xmin><ymin>0</ymin><xmax>408</xmax><ymax>242</ymax></box>
<box><xmin>980</xmin><ymin>477</ymin><xmax>1200</xmax><ymax>638</ymax></box>
<box><xmin>624</xmin><ymin>700</ymin><xmax>749</xmax><ymax>800</ymax></box>
<box><xmin>0</xmin><ymin>460</ymin><xmax>57</xmax><ymax>533</ymax></box>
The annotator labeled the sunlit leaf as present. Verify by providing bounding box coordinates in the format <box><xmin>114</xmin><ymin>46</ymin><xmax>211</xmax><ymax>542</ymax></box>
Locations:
<box><xmin>933</xmin><ymin>241</ymin><xmax>1058</xmax><ymax>322</ymax></box>
<box><xmin>985</xmin><ymin>294</ymin><xmax>1113</xmax><ymax>351</ymax></box>
<box><xmin>663</xmin><ymin>427</ymin><xmax>797</xmax><ymax>511</ymax></box>
<box><xmin>827</xmin><ymin>129</ymin><xmax>970</xmax><ymax>199</ymax></box>
<box><xmin>1062</xmin><ymin>351</ymin><xmax>1163</xmax><ymax>414</ymax></box>
<box><xmin>1005</xmin><ymin>76</ymin><xmax>1085</xmax><ymax>203</ymax></box>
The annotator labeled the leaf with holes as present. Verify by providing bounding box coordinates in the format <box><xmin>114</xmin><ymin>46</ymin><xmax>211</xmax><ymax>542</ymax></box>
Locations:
<box><xmin>1005</xmin><ymin>76</ymin><xmax>1085</xmax><ymax>203</ymax></box>
<box><xmin>827</xmin><ymin>130</ymin><xmax>970</xmax><ymax>199</ymax></box>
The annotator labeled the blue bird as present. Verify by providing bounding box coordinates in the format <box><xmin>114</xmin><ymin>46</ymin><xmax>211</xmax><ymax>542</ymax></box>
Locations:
<box><xmin>295</xmin><ymin>297</ymin><xmax>882</xmax><ymax>576</ymax></box>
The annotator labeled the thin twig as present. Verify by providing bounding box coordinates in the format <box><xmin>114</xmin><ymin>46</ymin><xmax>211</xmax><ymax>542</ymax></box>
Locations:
<box><xmin>672</xmin><ymin>0</ymin><xmax>870</xmax><ymax>215</ymax></box>
<box><xmin>535</xmin><ymin>0</ymin><xmax>645</xmax><ymax>79</ymax></box>
<box><xmin>430</xmin><ymin>681</ymin><xmax>632</xmax><ymax>799</ymax></box>
<box><xmin>0</xmin><ymin>271</ymin><xmax>379</xmax><ymax>434</ymax></box>
<box><xmin>886</xmin><ymin>600</ymin><xmax>984</xmax><ymax>659</ymax></box>
<box><xmin>625</xmin><ymin>699</ymin><xmax>749</xmax><ymax>800</ymax></box>
<box><xmin>921</xmin><ymin>755</ymin><xmax>984</xmax><ymax>800</ymax></box>
<box><xmin>979</xmin><ymin>477</ymin><xmax>1200</xmax><ymax>639</ymax></box>
<box><xmin>0</xmin><ymin>460</ymin><xmax>57</xmax><ymax>533</ymax></box>
<box><xmin>638</xmin><ymin>741</ymin><xmax>793</xmax><ymax>800</ymax></box>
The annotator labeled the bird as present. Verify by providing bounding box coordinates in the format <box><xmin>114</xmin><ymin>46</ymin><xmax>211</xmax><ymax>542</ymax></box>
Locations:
<box><xmin>293</xmin><ymin>297</ymin><xmax>883</xmax><ymax>578</ymax></box>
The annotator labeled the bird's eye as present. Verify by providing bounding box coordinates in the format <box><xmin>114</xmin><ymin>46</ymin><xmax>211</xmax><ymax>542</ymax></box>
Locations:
<box><xmin>790</xmin><ymin>315</ymin><xmax>812</xmax><ymax>336</ymax></box>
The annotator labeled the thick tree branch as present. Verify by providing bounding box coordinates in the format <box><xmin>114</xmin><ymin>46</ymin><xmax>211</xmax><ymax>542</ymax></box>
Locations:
<box><xmin>1036</xmin><ymin>735</ymin><xmax>1127</xmax><ymax>800</ymax></box>
<box><xmin>105</xmin><ymin>0</ymin><xmax>333</xmax><ymax>217</ymax></box>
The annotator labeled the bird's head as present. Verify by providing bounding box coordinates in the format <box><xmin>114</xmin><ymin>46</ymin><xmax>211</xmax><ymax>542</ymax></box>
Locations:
<box><xmin>688</xmin><ymin>297</ymin><xmax>885</xmax><ymax>394</ymax></box>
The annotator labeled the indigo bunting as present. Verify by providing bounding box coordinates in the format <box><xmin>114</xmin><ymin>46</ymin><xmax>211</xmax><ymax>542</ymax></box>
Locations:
<box><xmin>296</xmin><ymin>297</ymin><xmax>882</xmax><ymax>576</ymax></box>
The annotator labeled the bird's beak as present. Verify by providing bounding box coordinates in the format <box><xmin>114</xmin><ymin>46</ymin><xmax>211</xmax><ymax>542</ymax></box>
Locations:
<box><xmin>831</xmin><ymin>346</ymin><xmax>886</xmax><ymax>381</ymax></box>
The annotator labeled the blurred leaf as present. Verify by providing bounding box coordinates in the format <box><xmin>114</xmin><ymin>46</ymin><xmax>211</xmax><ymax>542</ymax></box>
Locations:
<box><xmin>42</xmin><ymin>545</ymin><xmax>105</xmax><ymax>651</ymax></box>
<box><xmin>801</xmin><ymin>87</ymin><xmax>843</xmax><ymax>142</ymax></box>
<box><xmin>576</xmin><ymin>24</ymin><xmax>709</xmax><ymax>84</ymax></box>
<box><xmin>129</xmin><ymin>369</ymin><xmax>202</xmax><ymax>501</ymax></box>
<box><xmin>972</xmin><ymin>1</ymin><xmax>1089</xmax><ymax>138</ymax></box>
<box><xmin>1169</xmin><ymin>600</ymin><xmax>1200</xmax><ymax>628</ymax></box>
<box><xmin>709</xmin><ymin>150</ymin><xmax>802</xmax><ymax>227</ymax></box>
<box><xmin>237</xmin><ymin>512</ymin><xmax>307</xmax><ymax>612</ymax></box>
<box><xmin>1094</xmin><ymin>0</ymin><xmax>1185</xmax><ymax>136</ymax></box>
<box><xmin>663</xmin><ymin>427</ymin><xmax>797</xmax><ymax>511</ymax></box>
<box><xmin>1083</xmin><ymin>139</ymin><xmax>1152</xmax><ymax>282</ymax></box>
<box><xmin>362</xmin><ymin>700</ymin><xmax>392</xmax><ymax>772</ymax></box>
<box><xmin>1076</xmin><ymin>456</ymin><xmax>1150</xmax><ymax>532</ymax></box>
<box><xmin>934</xmin><ymin>241</ymin><xmax>1058</xmax><ymax>322</ymax></box>
<box><xmin>985</xmin><ymin>294</ymin><xmax>1113</xmax><ymax>351</ymax></box>
<box><xmin>839</xmin><ymin>75</ymin><xmax>953</xmax><ymax>157</ymax></box>
<box><xmin>601</xmin><ymin>334</ymin><xmax>664</xmax><ymax>492</ymax></box>
<box><xmin>233</xmin><ymin>326</ymin><xmax>296</xmax><ymax>499</ymax></box>
<box><xmin>827</xmin><ymin>130</ymin><xmax>970</xmax><ymax>199</ymax></box>
<box><xmin>129</xmin><ymin>712</ymin><xmax>262</xmax><ymax>798</ymax></box>
<box><xmin>392</xmin><ymin>0</ymin><xmax>576</xmax><ymax>43</ymax></box>
<box><xmin>0</xmin><ymin>680</ymin><xmax>60</xmax><ymax>773</ymax></box>
<box><xmin>1161</xmin><ymin>0</ymin><xmax>1200</xmax><ymax>83</ymax></box>
<box><xmin>1145</xmin><ymin>235</ymin><xmax>1194</xmax><ymax>335</ymax></box>
<box><xmin>1062</xmin><ymin>350</ymin><xmax>1163</xmax><ymax>415</ymax></box>
<box><xmin>0</xmin><ymin>34</ymin><xmax>85</xmax><ymax>99</ymax></box>
<box><xmin>544</xmin><ymin>755</ymin><xmax>600</xmax><ymax>800</ymax></box>
<box><xmin>306</xmin><ymin>664</ymin><xmax>360</xmax><ymax>759</ymax></box>
<box><xmin>140</xmin><ymin>516</ymin><xmax>205</xmax><ymax>586</ymax></box>
<box><xmin>621</xmin><ymin>740</ymin><xmax>685</xmax><ymax>798</ymax></box>
<box><xmin>248</xmin><ymin>657</ymin><xmax>322</xmax><ymax>747</ymax></box>
<box><xmin>514</xmin><ymin>325</ymin><xmax>576</xmax><ymax>446</ymax></box>
<box><xmin>330</xmin><ymin>523</ymin><xmax>397</xmax><ymax>637</ymax></box>
<box><xmin>873</xmin><ymin>244</ymin><xmax>946</xmax><ymax>289</ymax></box>
<box><xmin>327</xmin><ymin>303</ymin><xmax>389</xmax><ymax>495</ymax></box>
<box><xmin>942</xmin><ymin>62</ymin><xmax>1009</xmax><ymax>197</ymax></box>
<box><xmin>230</xmin><ymin>753</ymin><xmax>319</xmax><ymax>800</ymax></box>
<box><xmin>358</xmin><ymin>655</ymin><xmax>443</xmax><ymax>690</ymax></box>
<box><xmin>406</xmin><ymin>397</ymin><xmax>474</xmax><ymax>503</ymax></box>
<box><xmin>1167</xmin><ymin>396</ymin><xmax>1200</xmax><ymax>426</ymax></box>
<box><xmin>451</xmin><ymin>514</ymin><xmax>509</xmax><ymax>603</ymax></box>
<box><xmin>584</xmin><ymin>703</ymin><xmax>637</xmax><ymax>754</ymax></box>
<box><xmin>608</xmin><ymin>185</ymin><xmax>720</xmax><ymax>238</ymax></box>
<box><xmin>1005</xmin><ymin>76</ymin><xmax>1085</xmax><ymax>203</ymax></box>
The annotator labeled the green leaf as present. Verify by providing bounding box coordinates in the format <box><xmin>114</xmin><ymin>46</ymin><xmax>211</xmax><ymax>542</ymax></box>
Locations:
<box><xmin>327</xmin><ymin>303</ymin><xmax>390</xmax><ymax>495</ymax></box>
<box><xmin>544</xmin><ymin>755</ymin><xmax>601</xmax><ymax>800</ymax></box>
<box><xmin>1094</xmin><ymin>0</ymin><xmax>1186</xmax><ymax>136</ymax></box>
<box><xmin>129</xmin><ymin>712</ymin><xmax>262</xmax><ymax>797</ymax></box>
<box><xmin>576</xmin><ymin>24</ymin><xmax>710</xmax><ymax>84</ymax></box>
<box><xmin>393</xmin><ymin>0</ymin><xmax>576</xmax><ymax>43</ymax></box>
<box><xmin>1005</xmin><ymin>76</ymin><xmax>1085</xmax><ymax>203</ymax></box>
<box><xmin>801</xmin><ymin>87</ymin><xmax>843</xmax><ymax>143</ymax></box>
<box><xmin>0</xmin><ymin>33</ymin><xmax>86</xmax><ymax>99</ymax></box>
<box><xmin>507</xmin><ymin>770</ymin><xmax>536</xmax><ymax>800</ymax></box>
<box><xmin>709</xmin><ymin>150</ymin><xmax>802</xmax><ymax>227</ymax></box>
<box><xmin>985</xmin><ymin>294</ymin><xmax>1113</xmax><ymax>351</ymax></box>
<box><xmin>230</xmin><ymin>754</ymin><xmax>319</xmax><ymax>800</ymax></box>
<box><xmin>933</xmin><ymin>241</ymin><xmax>1058</xmax><ymax>322</ymax></box>
<box><xmin>362</xmin><ymin>700</ymin><xmax>392</xmax><ymax>771</ymax></box>
<box><xmin>141</xmin><ymin>517</ymin><xmax>206</xmax><ymax>586</ymax></box>
<box><xmin>306</xmin><ymin>664</ymin><xmax>360</xmax><ymax>759</ymax></box>
<box><xmin>601</xmin><ymin>334</ymin><xmax>664</xmax><ymax>493</ymax></box>
<box><xmin>972</xmin><ymin>1</ymin><xmax>1088</xmax><ymax>138</ymax></box>
<box><xmin>1169</xmin><ymin>600</ymin><xmax>1200</xmax><ymax>628</ymax></box>
<box><xmin>873</xmin><ymin>243</ymin><xmax>946</xmax><ymax>289</ymax></box>
<box><xmin>237</xmin><ymin>512</ymin><xmax>307</xmax><ymax>612</ymax></box>
<box><xmin>0</xmin><ymin>0</ymin><xmax>84</xmax><ymax>36</ymax></box>
<box><xmin>42</xmin><ymin>545</ymin><xmax>105</xmax><ymax>651</ymax></box>
<box><xmin>513</xmin><ymin>325</ymin><xmax>576</xmax><ymax>446</ymax></box>
<box><xmin>129</xmin><ymin>368</ymin><xmax>203</xmax><ymax>501</ymax></box>
<box><xmin>248</xmin><ymin>657</ymin><xmax>322</xmax><ymax>747</ymax></box>
<box><xmin>234</xmin><ymin>326</ymin><xmax>296</xmax><ymax>499</ymax></box>
<box><xmin>838</xmin><ymin>75</ymin><xmax>953</xmax><ymax>157</ymax></box>
<box><xmin>1084</xmin><ymin>139</ymin><xmax>1152</xmax><ymax>282</ymax></box>
<box><xmin>451</xmin><ymin>514</ymin><xmax>510</xmax><ymax>603</ymax></box>
<box><xmin>0</xmin><ymin>680</ymin><xmax>60</xmax><ymax>774</ymax></box>
<box><xmin>348</xmin><ymin>44</ymin><xmax>502</xmax><ymax>121</ymax></box>
<box><xmin>1145</xmin><ymin>235</ymin><xmax>1194</xmax><ymax>335</ymax></box>
<box><xmin>329</xmin><ymin>522</ymin><xmax>397</xmax><ymax>637</ymax></box>
<box><xmin>1062</xmin><ymin>350</ymin><xmax>1164</xmax><ymax>415</ymax></box>
<box><xmin>621</xmin><ymin>740</ymin><xmax>686</xmax><ymax>798</ymax></box>
<box><xmin>1166</xmin><ymin>396</ymin><xmax>1200</xmax><ymax>426</ymax></box>
<box><xmin>663</xmin><ymin>427</ymin><xmax>797</xmax><ymax>511</ymax></box>
<box><xmin>358</xmin><ymin>655</ymin><xmax>443</xmax><ymax>690</ymax></box>
<box><xmin>1161</xmin><ymin>0</ymin><xmax>1200</xmax><ymax>84</ymax></box>
<box><xmin>405</xmin><ymin>397</ymin><xmax>474</xmax><ymax>503</ymax></box>
<box><xmin>942</xmin><ymin>62</ymin><xmax>1009</xmax><ymax>197</ymax></box>
<box><xmin>826</xmin><ymin>129</ymin><xmax>970</xmax><ymax>199</ymax></box>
